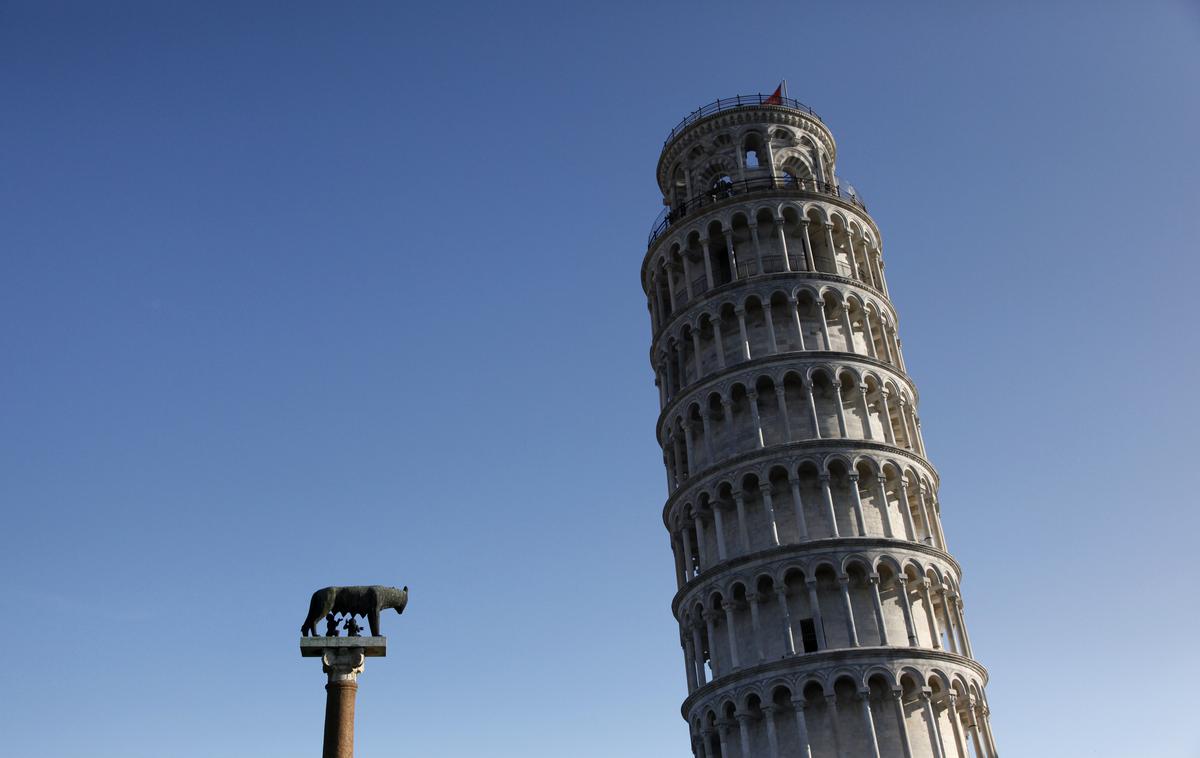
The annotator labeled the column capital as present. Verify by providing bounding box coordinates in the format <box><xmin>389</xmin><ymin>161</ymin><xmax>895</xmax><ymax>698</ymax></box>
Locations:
<box><xmin>847</xmin><ymin>472</ymin><xmax>860</xmax><ymax>482</ymax></box>
<box><xmin>721</xmin><ymin>600</ymin><xmax>739</xmax><ymax>613</ymax></box>
<box><xmin>746</xmin><ymin>591</ymin><xmax>764</xmax><ymax>604</ymax></box>
<box><xmin>761</xmin><ymin>703</ymin><xmax>779</xmax><ymax>716</ymax></box>
<box><xmin>321</xmin><ymin>648</ymin><xmax>366</xmax><ymax>684</ymax></box>
<box><xmin>867</xmin><ymin>573</ymin><xmax>880</xmax><ymax>585</ymax></box>
<box><xmin>759</xmin><ymin>481</ymin><xmax>773</xmax><ymax>494</ymax></box>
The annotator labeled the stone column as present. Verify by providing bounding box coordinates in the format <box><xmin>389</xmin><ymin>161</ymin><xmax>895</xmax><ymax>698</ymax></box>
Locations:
<box><xmin>861</xmin><ymin>309</ymin><xmax>878</xmax><ymax>358</ymax></box>
<box><xmin>681</xmin><ymin>528</ymin><xmax>696</xmax><ymax>579</ymax></box>
<box><xmin>817</xmin><ymin>299</ymin><xmax>832</xmax><ymax>349</ymax></box>
<box><xmin>703</xmin><ymin>610</ymin><xmax>720</xmax><ymax>678</ymax></box>
<box><xmin>789</xmin><ymin>295</ymin><xmax>807</xmax><ymax>350</ymax></box>
<box><xmin>750</xmin><ymin>223</ymin><xmax>764</xmax><ymax>273</ymax></box>
<box><xmin>980</xmin><ymin>705</ymin><xmax>999</xmax><ymax>758</ymax></box>
<box><xmin>868</xmin><ymin>573</ymin><xmax>889</xmax><ymax>645</ymax></box>
<box><xmin>691</xmin><ymin>623</ymin><xmax>707</xmax><ymax>686</ymax></box>
<box><xmin>953</xmin><ymin>595</ymin><xmax>974</xmax><ymax>657</ymax></box>
<box><xmin>321</xmin><ymin>648</ymin><xmax>365</xmax><ymax>758</ymax></box>
<box><xmin>847</xmin><ymin>473</ymin><xmax>868</xmax><ymax>536</ymax></box>
<box><xmin>945</xmin><ymin>694</ymin><xmax>968</xmax><ymax>758</ymax></box>
<box><xmin>893</xmin><ymin>689</ymin><xmax>914</xmax><ymax>758</ymax></box>
<box><xmin>712</xmin><ymin>318</ymin><xmax>726</xmax><ymax>369</ymax></box>
<box><xmin>747</xmin><ymin>390</ymin><xmax>765</xmax><ymax>449</ymax></box>
<box><xmin>735</xmin><ymin>712</ymin><xmax>753</xmax><ymax>757</ymax></box>
<box><xmin>693</xmin><ymin>514</ymin><xmax>708</xmax><ymax>570</ymax></box>
<box><xmin>681</xmin><ymin>422</ymin><xmax>696</xmax><ymax>473</ymax></box>
<box><xmin>789</xmin><ymin>472</ymin><xmax>810</xmax><ymax>540</ymax></box>
<box><xmin>711</xmin><ymin>504</ymin><xmax>729</xmax><ymax>561</ymax></box>
<box><xmin>880</xmin><ymin>321</ymin><xmax>895</xmax><ymax>364</ymax></box>
<box><xmin>722</xmin><ymin>601</ymin><xmax>741</xmax><ymax>669</ymax></box>
<box><xmin>682</xmin><ymin>255</ymin><xmax>695</xmax><ymax>301</ymax></box>
<box><xmin>700</xmin><ymin>239</ymin><xmax>715</xmax><ymax>289</ymax></box>
<box><xmin>775</xmin><ymin>585</ymin><xmax>797</xmax><ymax>654</ymax></box>
<box><xmin>747</xmin><ymin>592</ymin><xmax>766</xmax><ymax>662</ymax></box>
<box><xmin>846</xmin><ymin>232</ymin><xmax>862</xmax><ymax>280</ymax></box>
<box><xmin>820</xmin><ymin>473</ymin><xmax>840</xmax><ymax>537</ymax></box>
<box><xmin>774</xmin><ymin>218</ymin><xmax>792</xmax><ymax>272</ymax></box>
<box><xmin>724</xmin><ymin>227</ymin><xmax>739</xmax><ymax>281</ymax></box>
<box><xmin>919</xmin><ymin>690</ymin><xmax>946</xmax><ymax>758</ymax></box>
<box><xmin>690</xmin><ymin>329</ymin><xmax>704</xmax><ymax>383</ymax></box>
<box><xmin>699</xmin><ymin>729</ymin><xmax>715</xmax><ymax>758</ymax></box>
<box><xmin>916</xmin><ymin>483</ymin><xmax>936</xmax><ymax>547</ymax></box>
<box><xmin>825</xmin><ymin>694</ymin><xmax>845</xmax><ymax>757</ymax></box>
<box><xmin>838</xmin><ymin>576</ymin><xmax>860</xmax><ymax>646</ymax></box>
<box><xmin>736</xmin><ymin>307</ymin><xmax>752</xmax><ymax>360</ymax></box>
<box><xmin>716</xmin><ymin>720</ymin><xmax>732</xmax><ymax>758</ymax></box>
<box><xmin>681</xmin><ymin>634</ymin><xmax>698</xmax><ymax>692</ymax></box>
<box><xmin>671</xmin><ymin>536</ymin><xmax>686</xmax><ymax>587</ymax></box>
<box><xmin>874</xmin><ymin>474</ymin><xmax>894</xmax><ymax>537</ymax></box>
<box><xmin>920</xmin><ymin>580</ymin><xmax>941</xmax><ymax>649</ymax></box>
<box><xmin>894</xmin><ymin>476</ymin><xmax>917</xmax><ymax>541</ymax></box>
<box><xmin>805</xmin><ymin>380</ymin><xmax>822</xmax><ymax>438</ymax></box>
<box><xmin>760</xmin><ymin>482</ymin><xmax>781</xmax><ymax>546</ymax></box>
<box><xmin>831</xmin><ymin>381</ymin><xmax>849</xmax><ymax>437</ymax></box>
<box><xmin>939</xmin><ymin>588</ymin><xmax>959</xmax><ymax>654</ymax></box>
<box><xmin>763</xmin><ymin>302</ymin><xmax>779</xmax><ymax>352</ymax></box>
<box><xmin>762</xmin><ymin>704</ymin><xmax>782</xmax><ymax>758</ymax></box>
<box><xmin>879</xmin><ymin>390</ymin><xmax>898</xmax><ymax>445</ymax></box>
<box><xmin>896</xmin><ymin>577</ymin><xmax>919</xmax><ymax>646</ymax></box>
<box><xmin>800</xmin><ymin>221</ymin><xmax>817</xmax><ymax>272</ymax></box>
<box><xmin>699</xmin><ymin>412</ymin><xmax>715</xmax><ymax>465</ymax></box>
<box><xmin>733</xmin><ymin>491</ymin><xmax>752</xmax><ymax>552</ymax></box>
<box><xmin>791</xmin><ymin>698</ymin><xmax>814</xmax><ymax>758</ymax></box>
<box><xmin>859</xmin><ymin>386</ymin><xmax>875</xmax><ymax>440</ymax></box>
<box><xmin>805</xmin><ymin>579</ymin><xmax>828</xmax><ymax>649</ymax></box>
<box><xmin>775</xmin><ymin>386</ymin><xmax>792</xmax><ymax>442</ymax></box>
<box><xmin>860</xmin><ymin>690</ymin><xmax>883</xmax><ymax>758</ymax></box>
<box><xmin>824</xmin><ymin>224</ymin><xmax>838</xmax><ymax>273</ymax></box>
<box><xmin>966</xmin><ymin>702</ymin><xmax>987</xmax><ymax>758</ymax></box>
<box><xmin>840</xmin><ymin>304</ymin><xmax>855</xmax><ymax>353</ymax></box>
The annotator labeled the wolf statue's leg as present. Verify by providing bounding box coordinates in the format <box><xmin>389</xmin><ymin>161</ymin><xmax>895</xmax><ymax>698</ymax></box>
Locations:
<box><xmin>368</xmin><ymin>609</ymin><xmax>380</xmax><ymax>637</ymax></box>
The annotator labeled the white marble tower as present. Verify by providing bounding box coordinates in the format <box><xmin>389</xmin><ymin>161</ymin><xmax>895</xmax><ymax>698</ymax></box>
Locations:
<box><xmin>641</xmin><ymin>94</ymin><xmax>998</xmax><ymax>757</ymax></box>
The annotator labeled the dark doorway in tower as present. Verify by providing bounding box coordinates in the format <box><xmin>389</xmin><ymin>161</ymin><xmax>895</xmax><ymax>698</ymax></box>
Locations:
<box><xmin>799</xmin><ymin>618</ymin><xmax>819</xmax><ymax>653</ymax></box>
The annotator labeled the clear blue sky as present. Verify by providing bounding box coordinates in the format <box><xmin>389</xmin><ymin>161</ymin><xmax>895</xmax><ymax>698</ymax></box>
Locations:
<box><xmin>1</xmin><ymin>2</ymin><xmax>1197</xmax><ymax>756</ymax></box>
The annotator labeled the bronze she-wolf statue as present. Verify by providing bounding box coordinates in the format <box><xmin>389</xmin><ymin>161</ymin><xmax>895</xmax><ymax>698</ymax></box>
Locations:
<box><xmin>301</xmin><ymin>585</ymin><xmax>408</xmax><ymax>637</ymax></box>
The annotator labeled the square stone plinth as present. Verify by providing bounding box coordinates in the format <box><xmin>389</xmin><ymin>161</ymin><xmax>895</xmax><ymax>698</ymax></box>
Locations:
<box><xmin>300</xmin><ymin>636</ymin><xmax>387</xmax><ymax>657</ymax></box>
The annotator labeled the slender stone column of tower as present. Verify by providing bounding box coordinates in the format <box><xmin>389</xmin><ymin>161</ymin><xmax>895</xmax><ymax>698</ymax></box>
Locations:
<box><xmin>641</xmin><ymin>94</ymin><xmax>998</xmax><ymax>758</ymax></box>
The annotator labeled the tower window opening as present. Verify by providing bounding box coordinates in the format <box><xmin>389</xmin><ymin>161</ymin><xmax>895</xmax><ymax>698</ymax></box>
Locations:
<box><xmin>799</xmin><ymin>618</ymin><xmax>819</xmax><ymax>652</ymax></box>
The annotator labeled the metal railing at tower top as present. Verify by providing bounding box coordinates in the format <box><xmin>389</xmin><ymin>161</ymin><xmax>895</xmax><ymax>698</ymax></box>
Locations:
<box><xmin>647</xmin><ymin>175</ymin><xmax>866</xmax><ymax>247</ymax></box>
<box><xmin>663</xmin><ymin>94</ymin><xmax>822</xmax><ymax>147</ymax></box>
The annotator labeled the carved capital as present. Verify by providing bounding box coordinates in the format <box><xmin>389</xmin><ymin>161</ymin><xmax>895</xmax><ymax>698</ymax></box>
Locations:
<box><xmin>321</xmin><ymin>649</ymin><xmax>366</xmax><ymax>684</ymax></box>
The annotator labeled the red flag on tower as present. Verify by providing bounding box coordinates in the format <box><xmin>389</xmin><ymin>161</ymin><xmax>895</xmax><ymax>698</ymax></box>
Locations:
<box><xmin>764</xmin><ymin>83</ymin><xmax>783</xmax><ymax>105</ymax></box>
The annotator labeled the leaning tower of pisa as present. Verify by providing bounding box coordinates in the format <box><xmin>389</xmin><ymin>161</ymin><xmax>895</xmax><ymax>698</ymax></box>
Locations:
<box><xmin>641</xmin><ymin>95</ymin><xmax>998</xmax><ymax>758</ymax></box>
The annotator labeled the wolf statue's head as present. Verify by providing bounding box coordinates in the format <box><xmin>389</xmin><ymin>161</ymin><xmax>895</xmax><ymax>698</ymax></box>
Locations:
<box><xmin>389</xmin><ymin>585</ymin><xmax>409</xmax><ymax>615</ymax></box>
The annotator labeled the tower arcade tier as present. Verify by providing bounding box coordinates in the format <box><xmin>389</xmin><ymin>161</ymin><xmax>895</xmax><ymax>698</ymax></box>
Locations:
<box><xmin>640</xmin><ymin>95</ymin><xmax>998</xmax><ymax>758</ymax></box>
